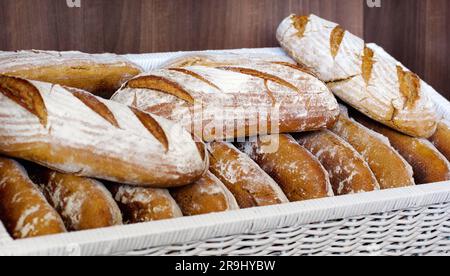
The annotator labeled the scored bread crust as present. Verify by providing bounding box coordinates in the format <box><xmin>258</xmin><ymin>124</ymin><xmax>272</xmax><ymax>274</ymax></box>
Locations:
<box><xmin>354</xmin><ymin>114</ymin><xmax>450</xmax><ymax>185</ymax></box>
<box><xmin>111</xmin><ymin>63</ymin><xmax>339</xmax><ymax>142</ymax></box>
<box><xmin>109</xmin><ymin>184</ymin><xmax>183</xmax><ymax>224</ymax></box>
<box><xmin>332</xmin><ymin>106</ymin><xmax>415</xmax><ymax>189</ymax></box>
<box><xmin>237</xmin><ymin>134</ymin><xmax>334</xmax><ymax>201</ymax></box>
<box><xmin>160</xmin><ymin>52</ymin><xmax>297</xmax><ymax>68</ymax></box>
<box><xmin>208</xmin><ymin>142</ymin><xmax>289</xmax><ymax>208</ymax></box>
<box><xmin>277</xmin><ymin>14</ymin><xmax>438</xmax><ymax>138</ymax></box>
<box><xmin>296</xmin><ymin>130</ymin><xmax>380</xmax><ymax>195</ymax></box>
<box><xmin>0</xmin><ymin>75</ymin><xmax>208</xmax><ymax>188</ymax></box>
<box><xmin>0</xmin><ymin>157</ymin><xmax>66</xmax><ymax>239</ymax></box>
<box><xmin>429</xmin><ymin>120</ymin><xmax>450</xmax><ymax>162</ymax></box>
<box><xmin>171</xmin><ymin>171</ymin><xmax>239</xmax><ymax>216</ymax></box>
<box><xmin>0</xmin><ymin>50</ymin><xmax>142</xmax><ymax>98</ymax></box>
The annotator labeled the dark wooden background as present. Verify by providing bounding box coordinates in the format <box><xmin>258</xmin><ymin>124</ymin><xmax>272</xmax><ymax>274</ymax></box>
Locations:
<box><xmin>0</xmin><ymin>0</ymin><xmax>448</xmax><ymax>99</ymax></box>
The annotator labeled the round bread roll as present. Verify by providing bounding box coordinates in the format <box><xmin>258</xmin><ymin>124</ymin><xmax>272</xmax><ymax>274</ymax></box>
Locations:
<box><xmin>296</xmin><ymin>130</ymin><xmax>380</xmax><ymax>195</ymax></box>
<box><xmin>110</xmin><ymin>184</ymin><xmax>183</xmax><ymax>224</ymax></box>
<box><xmin>208</xmin><ymin>142</ymin><xmax>289</xmax><ymax>208</ymax></box>
<box><xmin>237</xmin><ymin>134</ymin><xmax>333</xmax><ymax>201</ymax></box>
<box><xmin>171</xmin><ymin>172</ymin><xmax>239</xmax><ymax>216</ymax></box>
<box><xmin>429</xmin><ymin>120</ymin><xmax>450</xmax><ymax>161</ymax></box>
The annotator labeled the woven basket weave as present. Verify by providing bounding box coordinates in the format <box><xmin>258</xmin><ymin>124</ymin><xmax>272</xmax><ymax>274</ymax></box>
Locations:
<box><xmin>120</xmin><ymin>202</ymin><xmax>450</xmax><ymax>256</ymax></box>
<box><xmin>0</xmin><ymin>48</ymin><xmax>449</xmax><ymax>256</ymax></box>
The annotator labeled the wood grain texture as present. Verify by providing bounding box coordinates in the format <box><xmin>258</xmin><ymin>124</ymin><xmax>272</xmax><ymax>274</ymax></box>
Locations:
<box><xmin>364</xmin><ymin>0</ymin><xmax>449</xmax><ymax>99</ymax></box>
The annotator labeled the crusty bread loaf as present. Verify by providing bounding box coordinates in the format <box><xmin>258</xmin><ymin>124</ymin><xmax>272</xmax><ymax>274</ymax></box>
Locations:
<box><xmin>208</xmin><ymin>142</ymin><xmax>289</xmax><ymax>208</ymax></box>
<box><xmin>111</xmin><ymin>63</ymin><xmax>339</xmax><ymax>142</ymax></box>
<box><xmin>109</xmin><ymin>184</ymin><xmax>183</xmax><ymax>224</ymax></box>
<box><xmin>161</xmin><ymin>52</ymin><xmax>296</xmax><ymax>68</ymax></box>
<box><xmin>0</xmin><ymin>157</ymin><xmax>66</xmax><ymax>239</ymax></box>
<box><xmin>0</xmin><ymin>75</ymin><xmax>208</xmax><ymax>188</ymax></box>
<box><xmin>429</xmin><ymin>120</ymin><xmax>450</xmax><ymax>161</ymax></box>
<box><xmin>171</xmin><ymin>171</ymin><xmax>239</xmax><ymax>216</ymax></box>
<box><xmin>277</xmin><ymin>14</ymin><xmax>438</xmax><ymax>138</ymax></box>
<box><xmin>354</xmin><ymin>114</ymin><xmax>450</xmax><ymax>184</ymax></box>
<box><xmin>295</xmin><ymin>130</ymin><xmax>380</xmax><ymax>195</ymax></box>
<box><xmin>26</xmin><ymin>166</ymin><xmax>122</xmax><ymax>231</ymax></box>
<box><xmin>332</xmin><ymin>106</ymin><xmax>415</xmax><ymax>189</ymax></box>
<box><xmin>237</xmin><ymin>134</ymin><xmax>333</xmax><ymax>201</ymax></box>
<box><xmin>0</xmin><ymin>50</ymin><xmax>142</xmax><ymax>98</ymax></box>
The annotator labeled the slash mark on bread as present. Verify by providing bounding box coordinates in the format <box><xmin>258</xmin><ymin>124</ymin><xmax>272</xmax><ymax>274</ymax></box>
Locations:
<box><xmin>397</xmin><ymin>66</ymin><xmax>420</xmax><ymax>109</ymax></box>
<box><xmin>218</xmin><ymin>67</ymin><xmax>298</xmax><ymax>92</ymax></box>
<box><xmin>126</xmin><ymin>75</ymin><xmax>194</xmax><ymax>104</ymax></box>
<box><xmin>362</xmin><ymin>46</ymin><xmax>375</xmax><ymax>85</ymax></box>
<box><xmin>330</xmin><ymin>26</ymin><xmax>345</xmax><ymax>58</ymax></box>
<box><xmin>130</xmin><ymin>107</ymin><xmax>169</xmax><ymax>152</ymax></box>
<box><xmin>292</xmin><ymin>15</ymin><xmax>309</xmax><ymax>38</ymax></box>
<box><xmin>168</xmin><ymin>68</ymin><xmax>222</xmax><ymax>92</ymax></box>
<box><xmin>71</xmin><ymin>89</ymin><xmax>120</xmax><ymax>128</ymax></box>
<box><xmin>271</xmin><ymin>61</ymin><xmax>316</xmax><ymax>76</ymax></box>
<box><xmin>0</xmin><ymin>75</ymin><xmax>48</xmax><ymax>127</ymax></box>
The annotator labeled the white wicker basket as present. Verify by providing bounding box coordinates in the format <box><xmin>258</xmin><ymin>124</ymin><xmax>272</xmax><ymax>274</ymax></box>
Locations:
<box><xmin>0</xmin><ymin>47</ymin><xmax>449</xmax><ymax>256</ymax></box>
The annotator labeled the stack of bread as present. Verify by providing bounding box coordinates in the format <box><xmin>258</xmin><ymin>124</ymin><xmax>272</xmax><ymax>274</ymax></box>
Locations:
<box><xmin>0</xmin><ymin>15</ymin><xmax>449</xmax><ymax>240</ymax></box>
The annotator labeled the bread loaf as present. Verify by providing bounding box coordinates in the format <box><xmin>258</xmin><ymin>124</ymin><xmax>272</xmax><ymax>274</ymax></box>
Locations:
<box><xmin>237</xmin><ymin>134</ymin><xmax>333</xmax><ymax>201</ymax></box>
<box><xmin>161</xmin><ymin>52</ymin><xmax>296</xmax><ymax>68</ymax></box>
<box><xmin>111</xmin><ymin>63</ymin><xmax>339</xmax><ymax>142</ymax></box>
<box><xmin>0</xmin><ymin>75</ymin><xmax>208</xmax><ymax>187</ymax></box>
<box><xmin>332</xmin><ymin>106</ymin><xmax>415</xmax><ymax>189</ymax></box>
<box><xmin>354</xmin><ymin>114</ymin><xmax>450</xmax><ymax>184</ymax></box>
<box><xmin>277</xmin><ymin>14</ymin><xmax>438</xmax><ymax>138</ymax></box>
<box><xmin>109</xmin><ymin>185</ymin><xmax>182</xmax><ymax>224</ymax></box>
<box><xmin>295</xmin><ymin>130</ymin><xmax>380</xmax><ymax>195</ymax></box>
<box><xmin>208</xmin><ymin>142</ymin><xmax>289</xmax><ymax>208</ymax></box>
<box><xmin>171</xmin><ymin>171</ymin><xmax>239</xmax><ymax>216</ymax></box>
<box><xmin>0</xmin><ymin>157</ymin><xmax>66</xmax><ymax>239</ymax></box>
<box><xmin>0</xmin><ymin>50</ymin><xmax>142</xmax><ymax>98</ymax></box>
<box><xmin>429</xmin><ymin>120</ymin><xmax>450</xmax><ymax>161</ymax></box>
<box><xmin>26</xmin><ymin>166</ymin><xmax>122</xmax><ymax>231</ymax></box>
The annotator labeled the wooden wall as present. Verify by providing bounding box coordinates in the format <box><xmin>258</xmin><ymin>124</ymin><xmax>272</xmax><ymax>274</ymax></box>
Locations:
<box><xmin>0</xmin><ymin>0</ymin><xmax>448</xmax><ymax>98</ymax></box>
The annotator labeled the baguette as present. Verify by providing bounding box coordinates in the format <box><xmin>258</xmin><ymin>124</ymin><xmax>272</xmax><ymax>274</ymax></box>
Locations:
<box><xmin>0</xmin><ymin>75</ymin><xmax>208</xmax><ymax>187</ymax></box>
<box><xmin>26</xmin><ymin>166</ymin><xmax>122</xmax><ymax>231</ymax></box>
<box><xmin>161</xmin><ymin>52</ymin><xmax>296</xmax><ymax>68</ymax></box>
<box><xmin>332</xmin><ymin>106</ymin><xmax>415</xmax><ymax>189</ymax></box>
<box><xmin>109</xmin><ymin>185</ymin><xmax>183</xmax><ymax>224</ymax></box>
<box><xmin>0</xmin><ymin>157</ymin><xmax>66</xmax><ymax>239</ymax></box>
<box><xmin>429</xmin><ymin>120</ymin><xmax>450</xmax><ymax>161</ymax></box>
<box><xmin>277</xmin><ymin>14</ymin><xmax>438</xmax><ymax>138</ymax></box>
<box><xmin>295</xmin><ymin>130</ymin><xmax>380</xmax><ymax>195</ymax></box>
<box><xmin>171</xmin><ymin>171</ymin><xmax>239</xmax><ymax>216</ymax></box>
<box><xmin>237</xmin><ymin>134</ymin><xmax>333</xmax><ymax>201</ymax></box>
<box><xmin>111</xmin><ymin>63</ymin><xmax>339</xmax><ymax>142</ymax></box>
<box><xmin>208</xmin><ymin>142</ymin><xmax>289</xmax><ymax>208</ymax></box>
<box><xmin>353</xmin><ymin>114</ymin><xmax>450</xmax><ymax>184</ymax></box>
<box><xmin>0</xmin><ymin>50</ymin><xmax>142</xmax><ymax>98</ymax></box>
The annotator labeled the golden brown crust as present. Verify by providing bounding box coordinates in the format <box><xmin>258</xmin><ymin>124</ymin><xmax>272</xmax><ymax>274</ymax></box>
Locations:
<box><xmin>330</xmin><ymin>26</ymin><xmax>345</xmax><ymax>58</ymax></box>
<box><xmin>0</xmin><ymin>50</ymin><xmax>142</xmax><ymax>98</ymax></box>
<box><xmin>27</xmin><ymin>167</ymin><xmax>123</xmax><ymax>231</ymax></box>
<box><xmin>0</xmin><ymin>75</ymin><xmax>47</xmax><ymax>126</ymax></box>
<box><xmin>429</xmin><ymin>120</ymin><xmax>450</xmax><ymax>161</ymax></box>
<box><xmin>109</xmin><ymin>184</ymin><xmax>182</xmax><ymax>224</ymax></box>
<box><xmin>354</xmin><ymin>114</ymin><xmax>450</xmax><ymax>184</ymax></box>
<box><xmin>292</xmin><ymin>15</ymin><xmax>309</xmax><ymax>38</ymax></box>
<box><xmin>296</xmin><ymin>130</ymin><xmax>380</xmax><ymax>195</ymax></box>
<box><xmin>0</xmin><ymin>157</ymin><xmax>66</xmax><ymax>239</ymax></box>
<box><xmin>237</xmin><ymin>134</ymin><xmax>333</xmax><ymax>201</ymax></box>
<box><xmin>171</xmin><ymin>172</ymin><xmax>239</xmax><ymax>216</ymax></box>
<box><xmin>332</xmin><ymin>108</ymin><xmax>415</xmax><ymax>189</ymax></box>
<box><xmin>362</xmin><ymin>46</ymin><xmax>375</xmax><ymax>85</ymax></box>
<box><xmin>130</xmin><ymin>107</ymin><xmax>170</xmax><ymax>152</ymax></box>
<box><xmin>208</xmin><ymin>142</ymin><xmax>289</xmax><ymax>208</ymax></box>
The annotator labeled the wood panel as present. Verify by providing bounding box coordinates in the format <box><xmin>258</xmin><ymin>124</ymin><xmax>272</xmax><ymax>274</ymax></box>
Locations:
<box><xmin>364</xmin><ymin>0</ymin><xmax>449</xmax><ymax>99</ymax></box>
<box><xmin>0</xmin><ymin>0</ymin><xmax>363</xmax><ymax>53</ymax></box>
